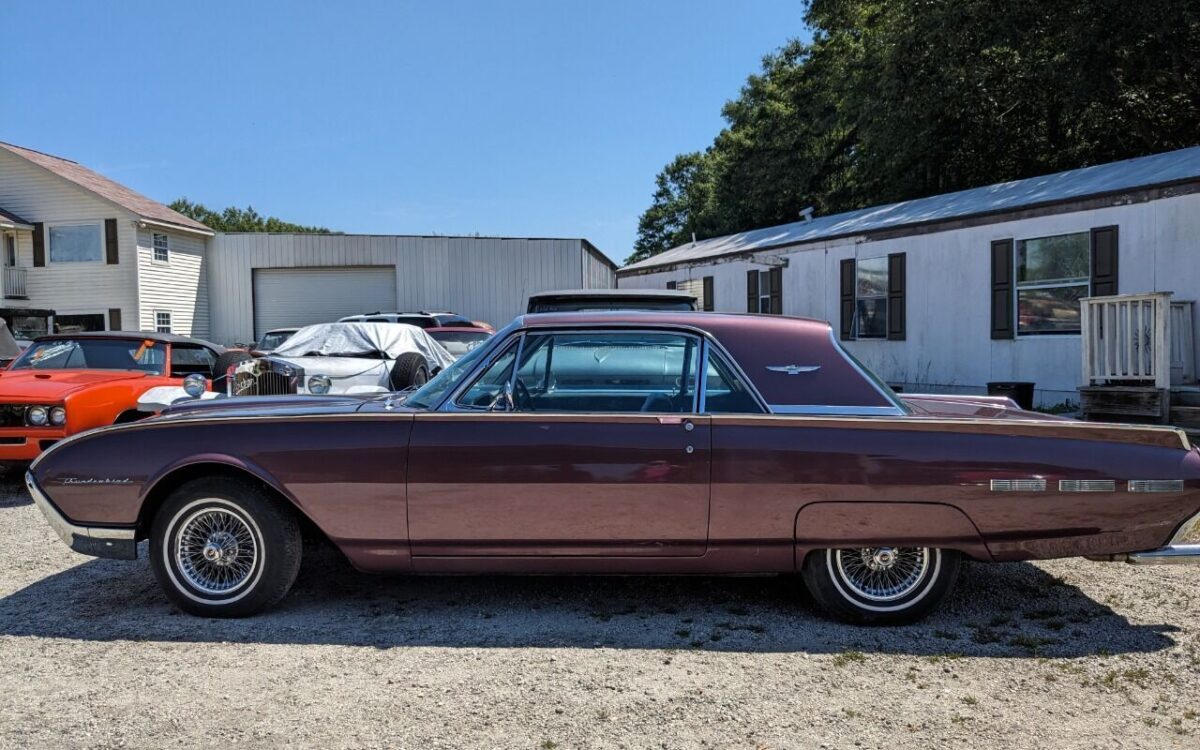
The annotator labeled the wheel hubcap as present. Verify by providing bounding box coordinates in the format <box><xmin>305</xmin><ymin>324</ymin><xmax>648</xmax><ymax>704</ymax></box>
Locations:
<box><xmin>175</xmin><ymin>508</ymin><xmax>258</xmax><ymax>596</ymax></box>
<box><xmin>834</xmin><ymin>547</ymin><xmax>931</xmax><ymax>602</ymax></box>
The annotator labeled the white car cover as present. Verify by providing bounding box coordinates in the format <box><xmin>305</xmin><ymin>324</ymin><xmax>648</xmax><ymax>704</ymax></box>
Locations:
<box><xmin>241</xmin><ymin>322</ymin><xmax>456</xmax><ymax>394</ymax></box>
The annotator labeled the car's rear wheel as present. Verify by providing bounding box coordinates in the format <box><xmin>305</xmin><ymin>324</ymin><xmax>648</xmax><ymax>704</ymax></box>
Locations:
<box><xmin>801</xmin><ymin>546</ymin><xmax>959</xmax><ymax>625</ymax></box>
<box><xmin>389</xmin><ymin>352</ymin><xmax>429</xmax><ymax>390</ymax></box>
<box><xmin>149</xmin><ymin>477</ymin><xmax>301</xmax><ymax>617</ymax></box>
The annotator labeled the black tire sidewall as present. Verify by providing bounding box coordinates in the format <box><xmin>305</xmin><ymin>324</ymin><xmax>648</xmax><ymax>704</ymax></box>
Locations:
<box><xmin>150</xmin><ymin>478</ymin><xmax>301</xmax><ymax>617</ymax></box>
<box><xmin>212</xmin><ymin>350</ymin><xmax>253</xmax><ymax>393</ymax></box>
<box><xmin>802</xmin><ymin>547</ymin><xmax>960</xmax><ymax>625</ymax></box>
<box><xmin>389</xmin><ymin>352</ymin><xmax>429</xmax><ymax>390</ymax></box>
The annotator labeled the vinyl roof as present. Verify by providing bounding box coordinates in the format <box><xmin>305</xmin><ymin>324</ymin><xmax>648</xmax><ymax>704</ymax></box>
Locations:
<box><xmin>0</xmin><ymin>142</ymin><xmax>213</xmax><ymax>235</ymax></box>
<box><xmin>620</xmin><ymin>146</ymin><xmax>1200</xmax><ymax>273</ymax></box>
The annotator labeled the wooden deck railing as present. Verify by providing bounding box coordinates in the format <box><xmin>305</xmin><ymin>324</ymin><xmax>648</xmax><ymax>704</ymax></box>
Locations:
<box><xmin>1081</xmin><ymin>292</ymin><xmax>1195</xmax><ymax>388</ymax></box>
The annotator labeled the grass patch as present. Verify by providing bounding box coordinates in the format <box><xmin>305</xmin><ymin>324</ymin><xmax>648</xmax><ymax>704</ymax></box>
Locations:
<box><xmin>832</xmin><ymin>651</ymin><xmax>867</xmax><ymax>667</ymax></box>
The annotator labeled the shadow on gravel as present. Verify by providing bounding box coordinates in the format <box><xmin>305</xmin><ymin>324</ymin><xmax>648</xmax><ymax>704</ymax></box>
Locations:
<box><xmin>0</xmin><ymin>471</ymin><xmax>30</xmax><ymax>508</ymax></box>
<box><xmin>0</xmin><ymin>541</ymin><xmax>1179</xmax><ymax>657</ymax></box>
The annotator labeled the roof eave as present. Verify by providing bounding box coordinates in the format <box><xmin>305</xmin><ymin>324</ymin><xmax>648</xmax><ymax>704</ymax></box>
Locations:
<box><xmin>135</xmin><ymin>217</ymin><xmax>214</xmax><ymax>237</ymax></box>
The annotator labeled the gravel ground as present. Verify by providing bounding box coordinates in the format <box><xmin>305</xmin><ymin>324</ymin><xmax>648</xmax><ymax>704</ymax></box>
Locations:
<box><xmin>1</xmin><ymin>469</ymin><xmax>1197</xmax><ymax>749</ymax></box>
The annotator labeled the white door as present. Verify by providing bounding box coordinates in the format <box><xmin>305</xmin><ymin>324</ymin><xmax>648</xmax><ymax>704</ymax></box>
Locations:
<box><xmin>253</xmin><ymin>267</ymin><xmax>397</xmax><ymax>338</ymax></box>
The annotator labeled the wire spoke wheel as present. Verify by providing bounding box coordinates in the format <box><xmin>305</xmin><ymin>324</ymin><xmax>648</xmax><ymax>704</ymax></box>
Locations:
<box><xmin>174</xmin><ymin>507</ymin><xmax>259</xmax><ymax>596</ymax></box>
<box><xmin>833</xmin><ymin>547</ymin><xmax>931</xmax><ymax>602</ymax></box>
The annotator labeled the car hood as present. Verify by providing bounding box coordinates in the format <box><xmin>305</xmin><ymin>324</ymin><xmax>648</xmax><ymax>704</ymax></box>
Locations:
<box><xmin>0</xmin><ymin>369</ymin><xmax>149</xmax><ymax>400</ymax></box>
<box><xmin>158</xmin><ymin>393</ymin><xmax>375</xmax><ymax>421</ymax></box>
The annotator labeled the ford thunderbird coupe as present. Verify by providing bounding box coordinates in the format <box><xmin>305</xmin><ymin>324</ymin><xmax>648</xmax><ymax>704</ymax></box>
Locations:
<box><xmin>25</xmin><ymin>312</ymin><xmax>1200</xmax><ymax>623</ymax></box>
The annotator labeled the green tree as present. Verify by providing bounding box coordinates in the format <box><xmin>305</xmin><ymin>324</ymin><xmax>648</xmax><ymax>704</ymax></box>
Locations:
<box><xmin>627</xmin><ymin>152</ymin><xmax>719</xmax><ymax>265</ymax></box>
<box><xmin>630</xmin><ymin>0</ymin><xmax>1200</xmax><ymax>263</ymax></box>
<box><xmin>169</xmin><ymin>198</ymin><xmax>333</xmax><ymax>233</ymax></box>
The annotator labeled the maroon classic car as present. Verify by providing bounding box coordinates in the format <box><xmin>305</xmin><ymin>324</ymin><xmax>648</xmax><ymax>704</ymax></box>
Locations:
<box><xmin>25</xmin><ymin>312</ymin><xmax>1200</xmax><ymax>623</ymax></box>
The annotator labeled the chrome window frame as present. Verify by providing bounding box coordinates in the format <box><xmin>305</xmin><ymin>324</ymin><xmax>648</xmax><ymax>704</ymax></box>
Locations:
<box><xmin>438</xmin><ymin>324</ymin><xmax>747</xmax><ymax>415</ymax></box>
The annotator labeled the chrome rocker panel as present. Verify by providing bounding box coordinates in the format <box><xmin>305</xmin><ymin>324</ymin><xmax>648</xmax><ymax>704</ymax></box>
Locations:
<box><xmin>25</xmin><ymin>472</ymin><xmax>137</xmax><ymax>560</ymax></box>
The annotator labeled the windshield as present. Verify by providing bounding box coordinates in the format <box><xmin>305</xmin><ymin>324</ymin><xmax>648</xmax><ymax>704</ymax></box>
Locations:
<box><xmin>257</xmin><ymin>331</ymin><xmax>294</xmax><ymax>351</ymax></box>
<box><xmin>10</xmin><ymin>338</ymin><xmax>166</xmax><ymax>374</ymax></box>
<box><xmin>405</xmin><ymin>329</ymin><xmax>505</xmax><ymax>408</ymax></box>
<box><xmin>428</xmin><ymin>330</ymin><xmax>491</xmax><ymax>358</ymax></box>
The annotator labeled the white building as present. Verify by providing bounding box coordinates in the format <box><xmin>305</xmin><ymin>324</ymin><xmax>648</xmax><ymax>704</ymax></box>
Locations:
<box><xmin>618</xmin><ymin>148</ymin><xmax>1200</xmax><ymax>407</ymax></box>
<box><xmin>0</xmin><ymin>141</ymin><xmax>615</xmax><ymax>345</ymax></box>
<box><xmin>0</xmin><ymin>142</ymin><xmax>214</xmax><ymax>337</ymax></box>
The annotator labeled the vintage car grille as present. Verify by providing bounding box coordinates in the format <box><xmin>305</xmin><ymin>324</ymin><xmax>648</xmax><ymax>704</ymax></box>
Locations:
<box><xmin>0</xmin><ymin>404</ymin><xmax>35</xmax><ymax>427</ymax></box>
<box><xmin>232</xmin><ymin>361</ymin><xmax>303</xmax><ymax>396</ymax></box>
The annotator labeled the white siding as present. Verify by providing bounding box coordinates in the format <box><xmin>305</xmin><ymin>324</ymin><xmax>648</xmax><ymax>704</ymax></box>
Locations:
<box><xmin>136</xmin><ymin>227</ymin><xmax>210</xmax><ymax>337</ymax></box>
<box><xmin>0</xmin><ymin>148</ymin><xmax>139</xmax><ymax>325</ymax></box>
<box><xmin>619</xmin><ymin>192</ymin><xmax>1200</xmax><ymax>407</ymax></box>
<box><xmin>207</xmin><ymin>234</ymin><xmax>613</xmax><ymax>345</ymax></box>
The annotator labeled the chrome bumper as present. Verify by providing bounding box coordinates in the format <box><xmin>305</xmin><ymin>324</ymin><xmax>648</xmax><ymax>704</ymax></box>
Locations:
<box><xmin>24</xmin><ymin>472</ymin><xmax>137</xmax><ymax>560</ymax></box>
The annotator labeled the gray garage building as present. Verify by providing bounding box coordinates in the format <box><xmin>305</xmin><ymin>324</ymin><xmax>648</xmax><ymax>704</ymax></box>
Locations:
<box><xmin>208</xmin><ymin>233</ymin><xmax>615</xmax><ymax>342</ymax></box>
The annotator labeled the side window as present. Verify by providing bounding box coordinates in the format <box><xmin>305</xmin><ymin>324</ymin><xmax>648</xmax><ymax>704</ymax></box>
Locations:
<box><xmin>702</xmin><ymin>350</ymin><xmax>764</xmax><ymax>414</ymax></box>
<box><xmin>511</xmin><ymin>331</ymin><xmax>699</xmax><ymax>413</ymax></box>
<box><xmin>170</xmin><ymin>346</ymin><xmax>218</xmax><ymax>377</ymax></box>
<box><xmin>456</xmin><ymin>341</ymin><xmax>519</xmax><ymax>409</ymax></box>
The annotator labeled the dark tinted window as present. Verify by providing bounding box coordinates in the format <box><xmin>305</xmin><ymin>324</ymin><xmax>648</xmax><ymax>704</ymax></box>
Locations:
<box><xmin>170</xmin><ymin>345</ymin><xmax>218</xmax><ymax>377</ymax></box>
<box><xmin>11</xmin><ymin>339</ymin><xmax>166</xmax><ymax>374</ymax></box>
<box><xmin>702</xmin><ymin>351</ymin><xmax>763</xmax><ymax>413</ymax></box>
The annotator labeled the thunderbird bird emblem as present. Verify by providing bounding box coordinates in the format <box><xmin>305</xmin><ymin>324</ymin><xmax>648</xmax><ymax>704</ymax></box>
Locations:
<box><xmin>766</xmin><ymin>364</ymin><xmax>821</xmax><ymax>375</ymax></box>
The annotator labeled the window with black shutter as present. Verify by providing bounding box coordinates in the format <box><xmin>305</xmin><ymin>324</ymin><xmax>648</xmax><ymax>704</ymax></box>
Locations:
<box><xmin>991</xmin><ymin>239</ymin><xmax>1015</xmax><ymax>339</ymax></box>
<box><xmin>839</xmin><ymin>259</ymin><xmax>855</xmax><ymax>340</ymax></box>
<box><xmin>105</xmin><ymin>218</ymin><xmax>119</xmax><ymax>264</ymax></box>
<box><xmin>32</xmin><ymin>223</ymin><xmax>44</xmax><ymax>267</ymax></box>
<box><xmin>746</xmin><ymin>270</ymin><xmax>758</xmax><ymax>312</ymax></box>
<box><xmin>886</xmin><ymin>252</ymin><xmax>906</xmax><ymax>340</ymax></box>
<box><xmin>1090</xmin><ymin>226</ymin><xmax>1119</xmax><ymax>297</ymax></box>
<box><xmin>768</xmin><ymin>267</ymin><xmax>783</xmax><ymax>314</ymax></box>
<box><xmin>702</xmin><ymin>276</ymin><xmax>714</xmax><ymax>311</ymax></box>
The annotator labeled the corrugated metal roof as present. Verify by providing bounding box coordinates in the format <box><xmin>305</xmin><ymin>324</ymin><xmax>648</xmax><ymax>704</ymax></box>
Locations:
<box><xmin>620</xmin><ymin>146</ymin><xmax>1200</xmax><ymax>273</ymax></box>
<box><xmin>0</xmin><ymin>142</ymin><xmax>213</xmax><ymax>235</ymax></box>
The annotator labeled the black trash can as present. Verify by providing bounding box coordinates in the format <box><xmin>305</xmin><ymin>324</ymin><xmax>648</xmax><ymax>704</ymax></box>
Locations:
<box><xmin>987</xmin><ymin>381</ymin><xmax>1035</xmax><ymax>410</ymax></box>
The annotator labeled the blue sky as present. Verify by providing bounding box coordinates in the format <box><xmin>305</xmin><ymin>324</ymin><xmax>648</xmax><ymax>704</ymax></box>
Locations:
<box><xmin>4</xmin><ymin>0</ymin><xmax>807</xmax><ymax>262</ymax></box>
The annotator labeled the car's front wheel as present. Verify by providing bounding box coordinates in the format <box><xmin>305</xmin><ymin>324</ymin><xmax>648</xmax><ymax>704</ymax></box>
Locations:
<box><xmin>149</xmin><ymin>477</ymin><xmax>302</xmax><ymax>617</ymax></box>
<box><xmin>801</xmin><ymin>546</ymin><xmax>959</xmax><ymax>625</ymax></box>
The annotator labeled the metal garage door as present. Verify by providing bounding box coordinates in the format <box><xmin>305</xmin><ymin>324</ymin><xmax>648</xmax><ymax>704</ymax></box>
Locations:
<box><xmin>253</xmin><ymin>267</ymin><xmax>397</xmax><ymax>338</ymax></box>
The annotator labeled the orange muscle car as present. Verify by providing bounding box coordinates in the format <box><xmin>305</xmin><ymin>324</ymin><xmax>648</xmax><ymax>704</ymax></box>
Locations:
<box><xmin>0</xmin><ymin>331</ymin><xmax>224</xmax><ymax>463</ymax></box>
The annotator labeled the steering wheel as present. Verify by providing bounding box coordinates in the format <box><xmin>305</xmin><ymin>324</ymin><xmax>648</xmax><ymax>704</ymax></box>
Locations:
<box><xmin>513</xmin><ymin>378</ymin><xmax>533</xmax><ymax>411</ymax></box>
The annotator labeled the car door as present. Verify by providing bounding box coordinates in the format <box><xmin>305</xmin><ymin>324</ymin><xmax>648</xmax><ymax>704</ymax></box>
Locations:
<box><xmin>406</xmin><ymin>328</ymin><xmax>711</xmax><ymax>557</ymax></box>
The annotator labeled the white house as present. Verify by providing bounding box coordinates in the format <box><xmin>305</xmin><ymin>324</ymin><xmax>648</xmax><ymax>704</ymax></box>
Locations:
<box><xmin>618</xmin><ymin>148</ymin><xmax>1200</xmax><ymax>408</ymax></box>
<box><xmin>0</xmin><ymin>142</ymin><xmax>214</xmax><ymax>338</ymax></box>
<box><xmin>0</xmin><ymin>141</ymin><xmax>616</xmax><ymax>345</ymax></box>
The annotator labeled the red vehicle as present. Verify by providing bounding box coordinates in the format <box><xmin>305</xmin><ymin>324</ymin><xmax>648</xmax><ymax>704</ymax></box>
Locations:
<box><xmin>25</xmin><ymin>312</ymin><xmax>1200</xmax><ymax>622</ymax></box>
<box><xmin>0</xmin><ymin>332</ymin><xmax>224</xmax><ymax>463</ymax></box>
<box><xmin>425</xmin><ymin>326</ymin><xmax>493</xmax><ymax>359</ymax></box>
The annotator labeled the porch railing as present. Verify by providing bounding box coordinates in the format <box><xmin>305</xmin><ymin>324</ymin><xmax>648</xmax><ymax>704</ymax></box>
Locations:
<box><xmin>2</xmin><ymin>267</ymin><xmax>26</xmax><ymax>299</ymax></box>
<box><xmin>1080</xmin><ymin>292</ymin><xmax>1195</xmax><ymax>389</ymax></box>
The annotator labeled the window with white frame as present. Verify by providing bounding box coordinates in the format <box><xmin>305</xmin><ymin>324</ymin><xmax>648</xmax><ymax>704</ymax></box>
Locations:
<box><xmin>855</xmin><ymin>256</ymin><xmax>889</xmax><ymax>338</ymax></box>
<box><xmin>152</xmin><ymin>233</ymin><xmax>169</xmax><ymax>263</ymax></box>
<box><xmin>48</xmin><ymin>223</ymin><xmax>103</xmax><ymax>263</ymax></box>
<box><xmin>155</xmin><ymin>311</ymin><xmax>172</xmax><ymax>333</ymax></box>
<box><xmin>754</xmin><ymin>270</ymin><xmax>771</xmax><ymax>313</ymax></box>
<box><xmin>1015</xmin><ymin>232</ymin><xmax>1089</xmax><ymax>335</ymax></box>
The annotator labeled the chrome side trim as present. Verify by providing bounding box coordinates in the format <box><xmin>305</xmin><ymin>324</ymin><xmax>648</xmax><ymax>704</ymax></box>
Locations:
<box><xmin>1125</xmin><ymin>545</ymin><xmax>1200</xmax><ymax>565</ymax></box>
<box><xmin>769</xmin><ymin>404</ymin><xmax>907</xmax><ymax>416</ymax></box>
<box><xmin>24</xmin><ymin>471</ymin><xmax>136</xmax><ymax>550</ymax></box>
<box><xmin>1128</xmin><ymin>479</ymin><xmax>1185</xmax><ymax>493</ymax></box>
<box><xmin>990</xmin><ymin>479</ymin><xmax>1047</xmax><ymax>492</ymax></box>
<box><xmin>1059</xmin><ymin>479</ymin><xmax>1116</xmax><ymax>492</ymax></box>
